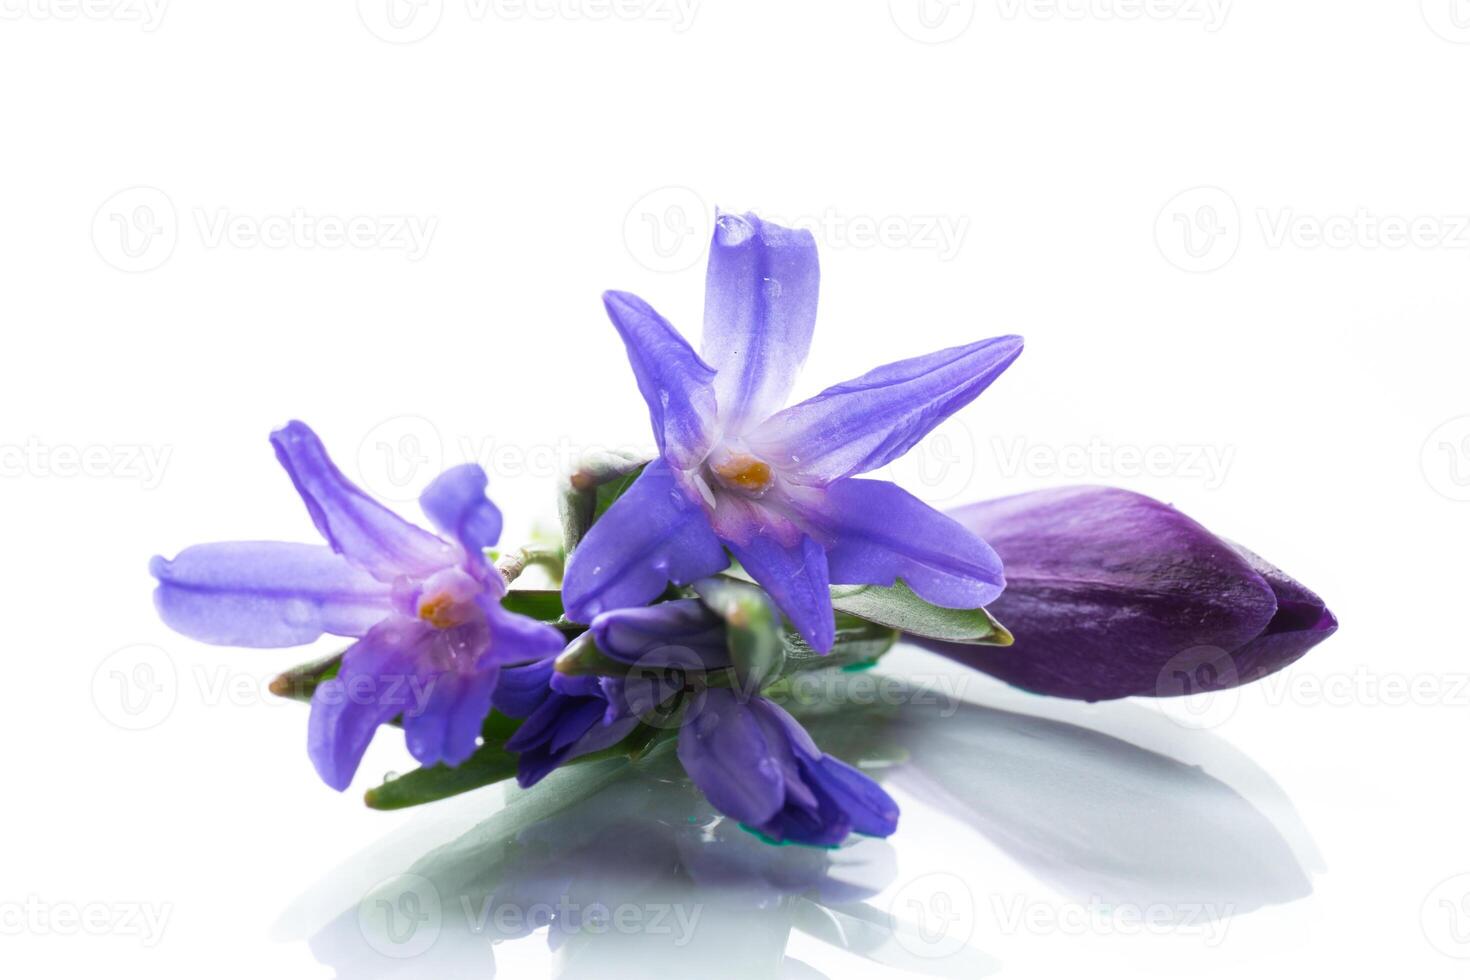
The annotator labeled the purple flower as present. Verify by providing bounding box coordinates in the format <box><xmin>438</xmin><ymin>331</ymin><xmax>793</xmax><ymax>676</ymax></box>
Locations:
<box><xmin>500</xmin><ymin>660</ymin><xmax>640</xmax><ymax>787</ymax></box>
<box><xmin>501</xmin><ymin>599</ymin><xmax>729</xmax><ymax>788</ymax></box>
<box><xmin>561</xmin><ymin>212</ymin><xmax>1021</xmax><ymax>651</ymax></box>
<box><xmin>150</xmin><ymin>421</ymin><xmax>564</xmax><ymax>789</ymax></box>
<box><xmin>921</xmin><ymin>486</ymin><xmax>1338</xmax><ymax>701</ymax></box>
<box><xmin>504</xmin><ymin>598</ymin><xmax>898</xmax><ymax>844</ymax></box>
<box><xmin>679</xmin><ymin>689</ymin><xmax>900</xmax><ymax>847</ymax></box>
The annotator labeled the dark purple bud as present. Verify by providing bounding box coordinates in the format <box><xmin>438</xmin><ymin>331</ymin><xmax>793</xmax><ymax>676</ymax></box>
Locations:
<box><xmin>923</xmin><ymin>487</ymin><xmax>1337</xmax><ymax>701</ymax></box>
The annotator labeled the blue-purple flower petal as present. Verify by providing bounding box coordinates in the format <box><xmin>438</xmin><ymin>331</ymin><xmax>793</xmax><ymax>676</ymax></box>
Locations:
<box><xmin>308</xmin><ymin>617</ymin><xmax>433</xmax><ymax>791</ymax></box>
<box><xmin>677</xmin><ymin>689</ymin><xmax>786</xmax><ymax>825</ymax></box>
<box><xmin>748</xmin><ymin>335</ymin><xmax>1024</xmax><ymax>485</ymax></box>
<box><xmin>809</xmin><ymin>478</ymin><xmax>1005</xmax><ymax>609</ymax></box>
<box><xmin>561</xmin><ymin>460</ymin><xmax>729</xmax><ymax>623</ymax></box>
<box><xmin>418</xmin><ymin>463</ymin><xmax>503</xmax><ymax>576</ymax></box>
<box><xmin>271</xmin><ymin>420</ymin><xmax>454</xmax><ymax>582</ymax></box>
<box><xmin>150</xmin><ymin>542</ymin><xmax>393</xmax><ymax>647</ymax></box>
<box><xmin>602</xmin><ymin>290</ymin><xmax>720</xmax><ymax>470</ymax></box>
<box><xmin>726</xmin><ymin>533</ymin><xmax>834</xmax><ymax>653</ymax></box>
<box><xmin>589</xmin><ymin>598</ymin><xmax>731</xmax><ymax>668</ymax></box>
<box><xmin>700</xmin><ymin>211</ymin><xmax>820</xmax><ymax>432</ymax></box>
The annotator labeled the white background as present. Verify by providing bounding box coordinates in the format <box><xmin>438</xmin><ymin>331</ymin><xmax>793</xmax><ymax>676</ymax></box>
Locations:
<box><xmin>3</xmin><ymin>1</ymin><xmax>1468</xmax><ymax>976</ymax></box>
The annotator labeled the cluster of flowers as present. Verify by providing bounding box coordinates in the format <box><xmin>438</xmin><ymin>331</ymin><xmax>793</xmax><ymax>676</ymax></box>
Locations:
<box><xmin>151</xmin><ymin>213</ymin><xmax>1336</xmax><ymax>845</ymax></box>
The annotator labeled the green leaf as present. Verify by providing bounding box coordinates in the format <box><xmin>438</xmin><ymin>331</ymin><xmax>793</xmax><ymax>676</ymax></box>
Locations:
<box><xmin>781</xmin><ymin>614</ymin><xmax>899</xmax><ymax>674</ymax></box>
<box><xmin>829</xmin><ymin>581</ymin><xmax>1013</xmax><ymax>646</ymax></box>
<box><xmin>364</xmin><ymin>743</ymin><xmax>522</xmax><ymax>810</ymax></box>
<box><xmin>500</xmin><ymin>588</ymin><xmax>567</xmax><ymax>623</ymax></box>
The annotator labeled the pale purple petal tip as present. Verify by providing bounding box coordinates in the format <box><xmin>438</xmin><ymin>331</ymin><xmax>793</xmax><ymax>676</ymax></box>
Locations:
<box><xmin>150</xmin><ymin>541</ymin><xmax>392</xmax><ymax>648</ymax></box>
<box><xmin>419</xmin><ymin>463</ymin><xmax>503</xmax><ymax>569</ymax></box>
<box><xmin>270</xmin><ymin>420</ymin><xmax>454</xmax><ymax>582</ymax></box>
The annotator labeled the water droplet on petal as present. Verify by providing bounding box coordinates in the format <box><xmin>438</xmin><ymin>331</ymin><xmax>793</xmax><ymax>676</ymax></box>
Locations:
<box><xmin>715</xmin><ymin>212</ymin><xmax>754</xmax><ymax>246</ymax></box>
<box><xmin>763</xmin><ymin>277</ymin><xmax>782</xmax><ymax>302</ymax></box>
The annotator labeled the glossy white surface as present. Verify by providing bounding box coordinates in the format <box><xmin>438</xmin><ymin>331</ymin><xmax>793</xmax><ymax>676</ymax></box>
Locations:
<box><xmin>3</xmin><ymin>3</ymin><xmax>1467</xmax><ymax>976</ymax></box>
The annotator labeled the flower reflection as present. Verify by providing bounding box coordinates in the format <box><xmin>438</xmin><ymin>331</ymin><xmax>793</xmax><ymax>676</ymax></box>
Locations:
<box><xmin>293</xmin><ymin>674</ymin><xmax>1317</xmax><ymax>978</ymax></box>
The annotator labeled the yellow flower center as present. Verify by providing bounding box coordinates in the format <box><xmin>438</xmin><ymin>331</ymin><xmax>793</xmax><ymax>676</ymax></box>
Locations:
<box><xmin>711</xmin><ymin>453</ymin><xmax>774</xmax><ymax>494</ymax></box>
<box><xmin>417</xmin><ymin>593</ymin><xmax>465</xmax><ymax>630</ymax></box>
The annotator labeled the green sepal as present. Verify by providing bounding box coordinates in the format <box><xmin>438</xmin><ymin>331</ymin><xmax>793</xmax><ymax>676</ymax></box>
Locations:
<box><xmin>829</xmin><ymin>581</ymin><xmax>1013</xmax><ymax>646</ymax></box>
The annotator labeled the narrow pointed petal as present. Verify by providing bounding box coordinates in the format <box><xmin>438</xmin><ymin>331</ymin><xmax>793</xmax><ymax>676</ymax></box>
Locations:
<box><xmin>726</xmin><ymin>533</ymin><xmax>834</xmax><ymax>653</ymax></box>
<box><xmin>809</xmin><ymin>478</ymin><xmax>1005</xmax><ymax>609</ymax></box>
<box><xmin>602</xmin><ymin>290</ymin><xmax>719</xmax><ymax>470</ymax></box>
<box><xmin>748</xmin><ymin>335</ymin><xmax>1024</xmax><ymax>484</ymax></box>
<box><xmin>561</xmin><ymin>460</ymin><xmax>729</xmax><ymax>623</ymax></box>
<box><xmin>924</xmin><ymin>487</ymin><xmax>1333</xmax><ymax>701</ymax></box>
<box><xmin>308</xmin><ymin>617</ymin><xmax>432</xmax><ymax>790</ymax></box>
<box><xmin>700</xmin><ymin>212</ymin><xmax>820</xmax><ymax>431</ymax></box>
<box><xmin>419</xmin><ymin>463</ymin><xmax>503</xmax><ymax>573</ymax></box>
<box><xmin>150</xmin><ymin>542</ymin><xmax>393</xmax><ymax>647</ymax></box>
<box><xmin>271</xmin><ymin>421</ymin><xmax>454</xmax><ymax>581</ymax></box>
<box><xmin>678</xmin><ymin>689</ymin><xmax>787</xmax><ymax>825</ymax></box>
